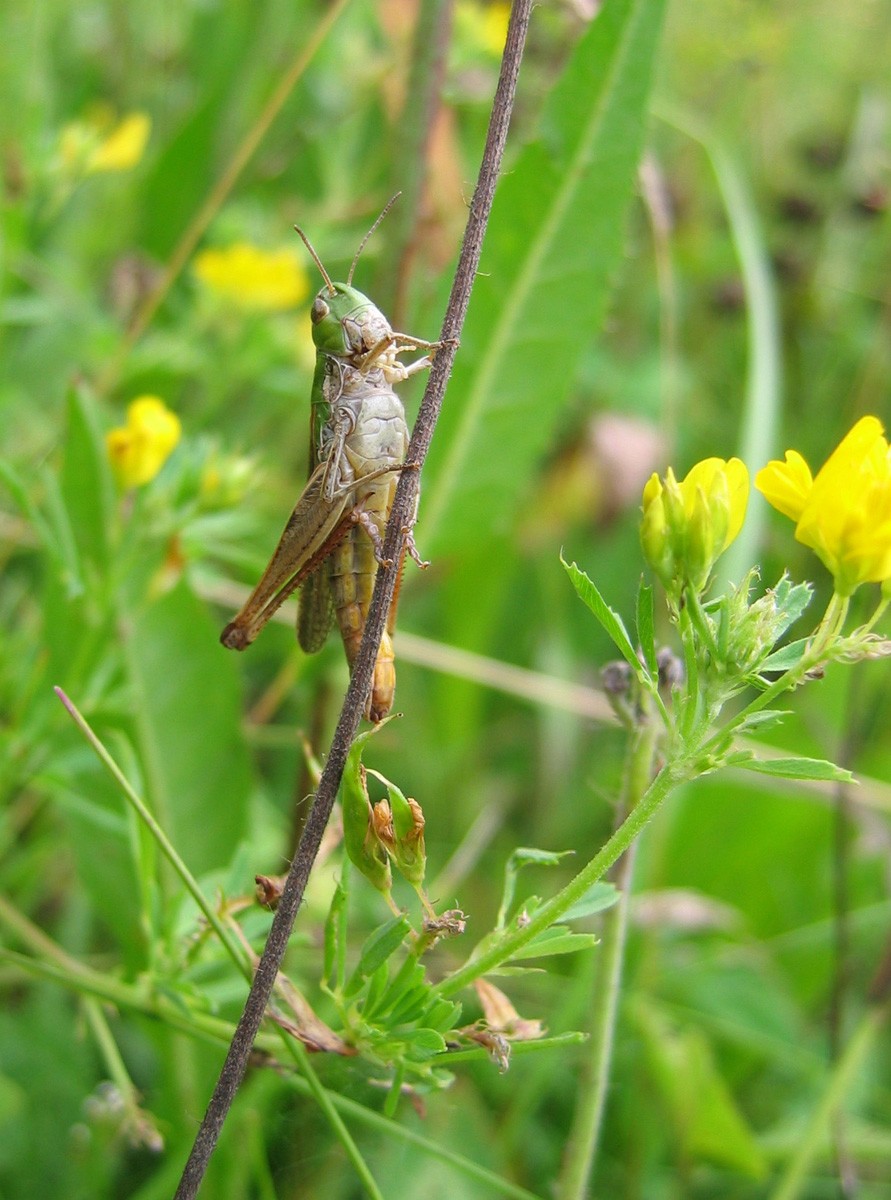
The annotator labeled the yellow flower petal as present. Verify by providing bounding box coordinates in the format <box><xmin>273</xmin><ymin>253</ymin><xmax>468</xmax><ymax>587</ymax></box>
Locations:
<box><xmin>456</xmin><ymin>1</ymin><xmax>509</xmax><ymax>55</ymax></box>
<box><xmin>754</xmin><ymin>450</ymin><xmax>813</xmax><ymax>521</ymax></box>
<box><xmin>758</xmin><ymin>417</ymin><xmax>891</xmax><ymax>595</ymax></box>
<box><xmin>194</xmin><ymin>243</ymin><xmax>309</xmax><ymax>312</ymax></box>
<box><xmin>87</xmin><ymin>112</ymin><xmax>151</xmax><ymax>173</ymax></box>
<box><xmin>106</xmin><ymin>396</ymin><xmax>181</xmax><ymax>489</ymax></box>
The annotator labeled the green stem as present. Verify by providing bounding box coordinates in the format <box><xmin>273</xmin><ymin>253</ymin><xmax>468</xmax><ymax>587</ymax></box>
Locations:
<box><xmin>557</xmin><ymin>720</ymin><xmax>659</xmax><ymax>1200</ymax></box>
<box><xmin>53</xmin><ymin>691</ymin><xmax>381</xmax><ymax>1194</ymax></box>
<box><xmin>54</xmin><ymin>687</ymin><xmax>251</xmax><ymax>980</ymax></box>
<box><xmin>769</xmin><ymin>1004</ymin><xmax>888</xmax><ymax>1200</ymax></box>
<box><xmin>436</xmin><ymin>757</ymin><xmax>685</xmax><ymax>998</ymax></box>
<box><xmin>699</xmin><ymin>592</ymin><xmax>850</xmax><ymax>759</ymax></box>
<box><xmin>82</xmin><ymin>997</ymin><xmax>140</xmax><ymax>1098</ymax></box>
<box><xmin>0</xmin><ymin>942</ymin><xmax>539</xmax><ymax>1200</ymax></box>
<box><xmin>863</xmin><ymin>595</ymin><xmax>890</xmax><ymax>634</ymax></box>
<box><xmin>292</xmin><ymin>1041</ymin><xmax>384</xmax><ymax>1200</ymax></box>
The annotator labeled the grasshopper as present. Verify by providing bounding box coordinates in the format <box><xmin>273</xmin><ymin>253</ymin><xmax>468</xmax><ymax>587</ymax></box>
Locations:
<box><xmin>220</xmin><ymin>200</ymin><xmax>441</xmax><ymax>721</ymax></box>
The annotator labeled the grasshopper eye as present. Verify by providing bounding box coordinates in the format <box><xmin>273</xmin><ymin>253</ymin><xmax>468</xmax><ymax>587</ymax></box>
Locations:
<box><xmin>311</xmin><ymin>296</ymin><xmax>330</xmax><ymax>324</ymax></box>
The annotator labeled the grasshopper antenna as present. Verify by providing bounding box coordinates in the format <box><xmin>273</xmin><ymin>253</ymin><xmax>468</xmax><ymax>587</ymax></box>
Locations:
<box><xmin>347</xmin><ymin>192</ymin><xmax>402</xmax><ymax>285</ymax></box>
<box><xmin>294</xmin><ymin>225</ymin><xmax>336</xmax><ymax>296</ymax></box>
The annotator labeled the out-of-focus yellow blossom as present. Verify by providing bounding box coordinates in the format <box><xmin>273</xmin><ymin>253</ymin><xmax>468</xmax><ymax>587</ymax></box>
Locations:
<box><xmin>60</xmin><ymin>110</ymin><xmax>151</xmax><ymax>175</ymax></box>
<box><xmin>641</xmin><ymin>457</ymin><xmax>749</xmax><ymax>594</ymax></box>
<box><xmin>106</xmin><ymin>397</ymin><xmax>181</xmax><ymax>489</ymax></box>
<box><xmin>193</xmin><ymin>243</ymin><xmax>310</xmax><ymax>312</ymax></box>
<box><xmin>455</xmin><ymin>1</ymin><xmax>510</xmax><ymax>55</ymax></box>
<box><xmin>88</xmin><ymin>112</ymin><xmax>151</xmax><ymax>172</ymax></box>
<box><xmin>756</xmin><ymin>416</ymin><xmax>891</xmax><ymax>596</ymax></box>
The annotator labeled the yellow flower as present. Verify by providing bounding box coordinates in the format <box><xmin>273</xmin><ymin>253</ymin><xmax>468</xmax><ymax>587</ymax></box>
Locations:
<box><xmin>455</xmin><ymin>1</ymin><xmax>510</xmax><ymax>56</ymax></box>
<box><xmin>641</xmin><ymin>457</ymin><xmax>749</xmax><ymax>594</ymax></box>
<box><xmin>106</xmin><ymin>396</ymin><xmax>181</xmax><ymax>489</ymax></box>
<box><xmin>193</xmin><ymin>243</ymin><xmax>310</xmax><ymax>312</ymax></box>
<box><xmin>87</xmin><ymin>112</ymin><xmax>151</xmax><ymax>172</ymax></box>
<box><xmin>756</xmin><ymin>416</ymin><xmax>891</xmax><ymax>596</ymax></box>
<box><xmin>60</xmin><ymin>110</ymin><xmax>151</xmax><ymax>175</ymax></box>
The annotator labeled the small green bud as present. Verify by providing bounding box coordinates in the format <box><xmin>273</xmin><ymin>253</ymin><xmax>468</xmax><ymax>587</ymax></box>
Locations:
<box><xmin>341</xmin><ymin>732</ymin><xmax>392</xmax><ymax>895</ymax></box>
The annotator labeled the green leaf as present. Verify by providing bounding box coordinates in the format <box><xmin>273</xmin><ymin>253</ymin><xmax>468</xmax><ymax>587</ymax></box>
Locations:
<box><xmin>346</xmin><ymin>915</ymin><xmax>412</xmax><ymax>997</ymax></box>
<box><xmin>126</xmin><ymin>578</ymin><xmax>251</xmax><ymax>873</ymax></box>
<box><xmin>734</xmin><ymin>756</ymin><xmax>855</xmax><ymax>783</ymax></box>
<box><xmin>372</xmin><ymin>955</ymin><xmax>426</xmax><ymax>1020</ymax></box>
<box><xmin>324</xmin><ymin>879</ymin><xmax>348</xmax><ymax>992</ymax></box>
<box><xmin>761</xmin><ymin>638</ymin><xmax>809</xmax><ymax>671</ymax></box>
<box><xmin>562</xmin><ymin>881</ymin><xmax>620</xmax><ymax>922</ymax></box>
<box><xmin>734</xmin><ymin>709</ymin><xmax>792</xmax><ymax>735</ymax></box>
<box><xmin>402</xmin><ymin>1028</ymin><xmax>447</xmax><ymax>1062</ymax></box>
<box><xmin>497</xmin><ymin>845</ymin><xmax>574</xmax><ymax>929</ymax></box>
<box><xmin>635</xmin><ymin>1000</ymin><xmax>766</xmax><ymax>1179</ymax></box>
<box><xmin>561</xmin><ymin>557</ymin><xmax>642</xmax><ymax>674</ymax></box>
<box><xmin>60</xmin><ymin>386</ymin><xmax>114</xmax><ymax>576</ymax></box>
<box><xmin>636</xmin><ymin>580</ymin><xmax>657</xmax><ymax>678</ymax></box>
<box><xmin>509</xmin><ymin>926</ymin><xmax>599</xmax><ymax>961</ymax></box>
<box><xmin>421</xmin><ymin>0</ymin><xmax>668</xmax><ymax>554</ymax></box>
<box><xmin>422</xmin><ymin>998</ymin><xmax>462</xmax><ymax>1035</ymax></box>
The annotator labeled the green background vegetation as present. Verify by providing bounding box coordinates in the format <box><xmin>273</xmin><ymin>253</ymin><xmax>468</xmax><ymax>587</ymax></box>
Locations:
<box><xmin>2</xmin><ymin>0</ymin><xmax>890</xmax><ymax>1196</ymax></box>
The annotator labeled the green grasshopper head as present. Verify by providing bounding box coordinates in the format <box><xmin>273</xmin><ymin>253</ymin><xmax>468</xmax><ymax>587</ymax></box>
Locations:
<box><xmin>295</xmin><ymin>195</ymin><xmax>399</xmax><ymax>360</ymax></box>
<box><xmin>309</xmin><ymin>282</ymin><xmax>390</xmax><ymax>359</ymax></box>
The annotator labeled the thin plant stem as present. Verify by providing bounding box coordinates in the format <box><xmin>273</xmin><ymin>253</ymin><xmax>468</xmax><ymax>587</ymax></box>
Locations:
<box><xmin>436</xmin><ymin>758</ymin><xmax>685</xmax><ymax>999</ymax></box>
<box><xmin>769</xmin><ymin>1004</ymin><xmax>889</xmax><ymax>1200</ymax></box>
<box><xmin>0</xmin><ymin>944</ymin><xmax>540</xmax><ymax>1200</ymax></box>
<box><xmin>97</xmin><ymin>0</ymin><xmax>353</xmax><ymax>395</ymax></box>
<box><xmin>173</xmin><ymin>4</ymin><xmax>534</xmax><ymax>1195</ymax></box>
<box><xmin>557</xmin><ymin>720</ymin><xmax>659</xmax><ymax>1200</ymax></box>
<box><xmin>53</xmin><ymin>690</ymin><xmax>378</xmax><ymax>1191</ymax></box>
<box><xmin>379</xmin><ymin>0</ymin><xmax>455</xmax><ymax>325</ymax></box>
<box><xmin>54</xmin><ymin>687</ymin><xmax>251</xmax><ymax>979</ymax></box>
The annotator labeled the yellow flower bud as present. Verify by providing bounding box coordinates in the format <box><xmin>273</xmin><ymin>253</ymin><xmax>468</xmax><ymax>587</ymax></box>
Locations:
<box><xmin>106</xmin><ymin>396</ymin><xmax>181</xmax><ymax>489</ymax></box>
<box><xmin>640</xmin><ymin>457</ymin><xmax>749</xmax><ymax>596</ymax></box>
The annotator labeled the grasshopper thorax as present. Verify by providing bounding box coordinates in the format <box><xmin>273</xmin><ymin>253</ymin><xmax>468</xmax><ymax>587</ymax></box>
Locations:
<box><xmin>310</xmin><ymin>283</ymin><xmax>392</xmax><ymax>360</ymax></box>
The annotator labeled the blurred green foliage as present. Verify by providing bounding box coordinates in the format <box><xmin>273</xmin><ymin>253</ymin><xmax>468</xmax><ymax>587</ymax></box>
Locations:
<box><xmin>2</xmin><ymin>0</ymin><xmax>891</xmax><ymax>1196</ymax></box>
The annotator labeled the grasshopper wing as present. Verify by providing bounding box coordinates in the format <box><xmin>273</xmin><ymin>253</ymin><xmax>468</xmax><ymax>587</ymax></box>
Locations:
<box><xmin>297</xmin><ymin>565</ymin><xmax>335</xmax><ymax>653</ymax></box>
<box><xmin>221</xmin><ymin>463</ymin><xmax>353</xmax><ymax>650</ymax></box>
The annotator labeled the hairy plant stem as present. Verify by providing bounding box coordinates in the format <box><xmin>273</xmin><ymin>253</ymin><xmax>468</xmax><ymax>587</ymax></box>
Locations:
<box><xmin>173</xmin><ymin>3</ymin><xmax>533</xmax><ymax>1195</ymax></box>
<box><xmin>436</xmin><ymin>756</ymin><xmax>685</xmax><ymax>998</ymax></box>
<box><xmin>557</xmin><ymin>718</ymin><xmax>660</xmax><ymax>1200</ymax></box>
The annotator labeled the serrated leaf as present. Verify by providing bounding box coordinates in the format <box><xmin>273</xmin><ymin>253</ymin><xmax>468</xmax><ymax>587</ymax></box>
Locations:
<box><xmin>761</xmin><ymin>639</ymin><xmax>809</xmax><ymax>671</ymax></box>
<box><xmin>736</xmin><ymin>756</ymin><xmax>854</xmax><ymax>783</ymax></box>
<box><xmin>509</xmin><ymin>926</ymin><xmax>599</xmax><ymax>961</ymax></box>
<box><xmin>562</xmin><ymin>557</ymin><xmax>642</xmax><ymax>673</ymax></box>
<box><xmin>735</xmin><ymin>709</ymin><xmax>792</xmax><ymax>734</ymax></box>
<box><xmin>421</xmin><ymin>0</ymin><xmax>667</xmax><ymax>554</ymax></box>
